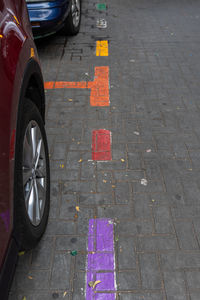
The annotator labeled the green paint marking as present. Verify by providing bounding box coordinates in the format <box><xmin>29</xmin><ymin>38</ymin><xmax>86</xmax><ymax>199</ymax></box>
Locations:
<box><xmin>96</xmin><ymin>3</ymin><xmax>106</xmax><ymax>11</ymax></box>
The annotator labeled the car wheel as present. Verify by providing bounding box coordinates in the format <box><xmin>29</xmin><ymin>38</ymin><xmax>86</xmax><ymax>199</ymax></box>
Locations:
<box><xmin>14</xmin><ymin>99</ymin><xmax>50</xmax><ymax>250</ymax></box>
<box><xmin>63</xmin><ymin>0</ymin><xmax>81</xmax><ymax>35</ymax></box>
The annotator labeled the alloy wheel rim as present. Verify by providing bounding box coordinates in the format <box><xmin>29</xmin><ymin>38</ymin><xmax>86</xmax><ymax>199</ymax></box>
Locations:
<box><xmin>71</xmin><ymin>0</ymin><xmax>81</xmax><ymax>27</ymax></box>
<box><xmin>23</xmin><ymin>121</ymin><xmax>46</xmax><ymax>226</ymax></box>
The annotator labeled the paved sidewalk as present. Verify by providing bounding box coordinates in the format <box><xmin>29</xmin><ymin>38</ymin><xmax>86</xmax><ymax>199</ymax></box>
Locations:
<box><xmin>10</xmin><ymin>0</ymin><xmax>200</xmax><ymax>299</ymax></box>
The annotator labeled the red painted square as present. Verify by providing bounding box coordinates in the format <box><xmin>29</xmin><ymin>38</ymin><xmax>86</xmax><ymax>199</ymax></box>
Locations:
<box><xmin>92</xmin><ymin>129</ymin><xmax>112</xmax><ymax>161</ymax></box>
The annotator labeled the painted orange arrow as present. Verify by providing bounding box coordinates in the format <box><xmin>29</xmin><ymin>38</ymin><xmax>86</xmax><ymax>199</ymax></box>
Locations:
<box><xmin>44</xmin><ymin>66</ymin><xmax>109</xmax><ymax>107</ymax></box>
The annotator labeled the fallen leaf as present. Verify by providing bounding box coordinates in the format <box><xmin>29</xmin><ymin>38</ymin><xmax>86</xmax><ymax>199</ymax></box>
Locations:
<box><xmin>78</xmin><ymin>159</ymin><xmax>83</xmax><ymax>163</ymax></box>
<box><xmin>68</xmin><ymin>98</ymin><xmax>73</xmax><ymax>102</ymax></box>
<box><xmin>103</xmin><ymin>179</ymin><xmax>107</xmax><ymax>183</ymax></box>
<box><xmin>22</xmin><ymin>297</ymin><xmax>26</xmax><ymax>300</ymax></box>
<box><xmin>63</xmin><ymin>291</ymin><xmax>68</xmax><ymax>297</ymax></box>
<box><xmin>112</xmin><ymin>185</ymin><xmax>116</xmax><ymax>188</ymax></box>
<box><xmin>76</xmin><ymin>206</ymin><xmax>80</xmax><ymax>212</ymax></box>
<box><xmin>28</xmin><ymin>276</ymin><xmax>33</xmax><ymax>280</ymax></box>
<box><xmin>88</xmin><ymin>280</ymin><xmax>101</xmax><ymax>289</ymax></box>
<box><xmin>121</xmin><ymin>158</ymin><xmax>125</xmax><ymax>162</ymax></box>
<box><xmin>60</xmin><ymin>164</ymin><xmax>64</xmax><ymax>169</ymax></box>
<box><xmin>152</xmin><ymin>199</ymin><xmax>155</xmax><ymax>202</ymax></box>
<box><xmin>93</xmin><ymin>280</ymin><xmax>101</xmax><ymax>289</ymax></box>
<box><xmin>188</xmin><ymin>168</ymin><xmax>193</xmax><ymax>171</ymax></box>
<box><xmin>88</xmin><ymin>281</ymin><xmax>94</xmax><ymax>288</ymax></box>
<box><xmin>115</xmin><ymin>235</ymin><xmax>119</xmax><ymax>242</ymax></box>
<box><xmin>18</xmin><ymin>251</ymin><xmax>25</xmax><ymax>256</ymax></box>
<box><xmin>74</xmin><ymin>213</ymin><xmax>78</xmax><ymax>219</ymax></box>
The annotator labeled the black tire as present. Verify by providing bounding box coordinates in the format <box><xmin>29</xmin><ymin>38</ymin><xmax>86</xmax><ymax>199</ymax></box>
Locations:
<box><xmin>63</xmin><ymin>0</ymin><xmax>81</xmax><ymax>35</ymax></box>
<box><xmin>14</xmin><ymin>99</ymin><xmax>50</xmax><ymax>250</ymax></box>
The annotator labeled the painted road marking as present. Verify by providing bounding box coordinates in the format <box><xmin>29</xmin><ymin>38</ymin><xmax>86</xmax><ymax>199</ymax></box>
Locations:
<box><xmin>96</xmin><ymin>3</ymin><xmax>107</xmax><ymax>11</ymax></box>
<box><xmin>96</xmin><ymin>40</ymin><xmax>108</xmax><ymax>56</ymax></box>
<box><xmin>92</xmin><ymin>129</ymin><xmax>112</xmax><ymax>161</ymax></box>
<box><xmin>86</xmin><ymin>219</ymin><xmax>116</xmax><ymax>299</ymax></box>
<box><xmin>45</xmin><ymin>66</ymin><xmax>110</xmax><ymax>107</ymax></box>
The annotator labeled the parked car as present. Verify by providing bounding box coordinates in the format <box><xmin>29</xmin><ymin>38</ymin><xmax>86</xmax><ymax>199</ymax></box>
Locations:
<box><xmin>26</xmin><ymin>0</ymin><xmax>81</xmax><ymax>38</ymax></box>
<box><xmin>0</xmin><ymin>0</ymin><xmax>50</xmax><ymax>298</ymax></box>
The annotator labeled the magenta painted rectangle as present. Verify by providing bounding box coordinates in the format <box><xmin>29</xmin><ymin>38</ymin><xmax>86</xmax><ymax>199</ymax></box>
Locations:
<box><xmin>86</xmin><ymin>219</ymin><xmax>116</xmax><ymax>299</ymax></box>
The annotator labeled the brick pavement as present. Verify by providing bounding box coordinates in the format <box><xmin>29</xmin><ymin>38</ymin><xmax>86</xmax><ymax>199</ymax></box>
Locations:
<box><xmin>9</xmin><ymin>0</ymin><xmax>200</xmax><ymax>299</ymax></box>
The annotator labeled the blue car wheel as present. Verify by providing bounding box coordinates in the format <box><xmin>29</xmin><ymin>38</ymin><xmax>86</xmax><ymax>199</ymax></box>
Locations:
<box><xmin>63</xmin><ymin>0</ymin><xmax>81</xmax><ymax>35</ymax></box>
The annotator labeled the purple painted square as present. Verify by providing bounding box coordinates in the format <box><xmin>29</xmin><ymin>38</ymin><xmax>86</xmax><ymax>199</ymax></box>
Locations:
<box><xmin>96</xmin><ymin>272</ymin><xmax>115</xmax><ymax>290</ymax></box>
<box><xmin>95</xmin><ymin>293</ymin><xmax>116</xmax><ymax>300</ymax></box>
<box><xmin>87</xmin><ymin>253</ymin><xmax>114</xmax><ymax>271</ymax></box>
<box><xmin>96</xmin><ymin>219</ymin><xmax>114</xmax><ymax>251</ymax></box>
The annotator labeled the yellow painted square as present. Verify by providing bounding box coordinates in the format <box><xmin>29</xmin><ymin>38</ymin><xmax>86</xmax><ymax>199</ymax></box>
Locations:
<box><xmin>96</xmin><ymin>40</ymin><xmax>108</xmax><ymax>56</ymax></box>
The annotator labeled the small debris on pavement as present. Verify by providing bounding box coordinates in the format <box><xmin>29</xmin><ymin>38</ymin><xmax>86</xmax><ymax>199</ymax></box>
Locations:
<box><xmin>134</xmin><ymin>131</ymin><xmax>140</xmax><ymax>136</ymax></box>
<box><xmin>18</xmin><ymin>251</ymin><xmax>25</xmax><ymax>256</ymax></box>
<box><xmin>141</xmin><ymin>179</ymin><xmax>148</xmax><ymax>186</ymax></box>
<box><xmin>68</xmin><ymin>98</ymin><xmax>73</xmax><ymax>102</ymax></box>
<box><xmin>146</xmin><ymin>149</ymin><xmax>152</xmax><ymax>153</ymax></box>
<box><xmin>76</xmin><ymin>206</ymin><xmax>80</xmax><ymax>212</ymax></box>
<box><xmin>70</xmin><ymin>250</ymin><xmax>78</xmax><ymax>256</ymax></box>
<box><xmin>121</xmin><ymin>158</ymin><xmax>125</xmax><ymax>162</ymax></box>
<box><xmin>96</xmin><ymin>19</ymin><xmax>107</xmax><ymax>28</ymax></box>
<box><xmin>28</xmin><ymin>276</ymin><xmax>33</xmax><ymax>280</ymax></box>
<box><xmin>78</xmin><ymin>159</ymin><xmax>83</xmax><ymax>163</ymax></box>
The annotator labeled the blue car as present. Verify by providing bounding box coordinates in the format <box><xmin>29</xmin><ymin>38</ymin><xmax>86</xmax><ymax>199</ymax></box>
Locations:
<box><xmin>26</xmin><ymin>0</ymin><xmax>81</xmax><ymax>38</ymax></box>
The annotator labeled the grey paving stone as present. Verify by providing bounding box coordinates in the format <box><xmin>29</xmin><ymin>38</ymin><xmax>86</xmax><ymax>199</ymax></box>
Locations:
<box><xmin>50</xmin><ymin>253</ymin><xmax>71</xmax><ymax>289</ymax></box>
<box><xmin>55</xmin><ymin>235</ymin><xmax>87</xmax><ymax>251</ymax></box>
<box><xmin>31</xmin><ymin>236</ymin><xmax>54</xmax><ymax>270</ymax></box>
<box><xmin>116</xmin><ymin>219</ymin><xmax>153</xmax><ymax>236</ymax></box>
<box><xmin>117</xmin><ymin>271</ymin><xmax>139</xmax><ymax>290</ymax></box>
<box><xmin>161</xmin><ymin>252</ymin><xmax>200</xmax><ymax>270</ymax></box>
<box><xmin>139</xmin><ymin>253</ymin><xmax>162</xmax><ymax>289</ymax></box>
<box><xmin>163</xmin><ymin>271</ymin><xmax>187</xmax><ymax>300</ymax></box>
<box><xmin>118</xmin><ymin>237</ymin><xmax>136</xmax><ymax>269</ymax></box>
<box><xmin>153</xmin><ymin>206</ymin><xmax>174</xmax><ymax>234</ymax></box>
<box><xmin>185</xmin><ymin>271</ymin><xmax>200</xmax><ymax>290</ymax></box>
<box><xmin>174</xmin><ymin>221</ymin><xmax>199</xmax><ymax>250</ymax></box>
<box><xmin>119</xmin><ymin>294</ymin><xmax>164</xmax><ymax>300</ymax></box>
<box><xmin>115</xmin><ymin>182</ymin><xmax>130</xmax><ymax>204</ymax></box>
<box><xmin>138</xmin><ymin>236</ymin><xmax>177</xmax><ymax>251</ymax></box>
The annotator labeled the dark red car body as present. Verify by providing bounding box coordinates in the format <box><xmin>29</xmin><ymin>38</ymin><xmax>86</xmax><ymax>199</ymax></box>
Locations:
<box><xmin>0</xmin><ymin>1</ymin><xmax>45</xmax><ymax>298</ymax></box>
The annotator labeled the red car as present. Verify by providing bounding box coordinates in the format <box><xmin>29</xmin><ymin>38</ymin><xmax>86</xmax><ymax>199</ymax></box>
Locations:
<box><xmin>0</xmin><ymin>0</ymin><xmax>50</xmax><ymax>298</ymax></box>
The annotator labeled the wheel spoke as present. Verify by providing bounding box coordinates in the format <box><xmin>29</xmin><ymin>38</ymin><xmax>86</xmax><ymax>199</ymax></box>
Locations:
<box><xmin>33</xmin><ymin>179</ymin><xmax>41</xmax><ymax>224</ymax></box>
<box><xmin>23</xmin><ymin>127</ymin><xmax>33</xmax><ymax>168</ymax></box>
<box><xmin>23</xmin><ymin>167</ymin><xmax>32</xmax><ymax>186</ymax></box>
<box><xmin>30</xmin><ymin>125</ymin><xmax>37</xmax><ymax>159</ymax></box>
<box><xmin>37</xmin><ymin>179</ymin><xmax>46</xmax><ymax>200</ymax></box>
<box><xmin>34</xmin><ymin>139</ymin><xmax>42</xmax><ymax>169</ymax></box>
<box><xmin>25</xmin><ymin>180</ymin><xmax>34</xmax><ymax>222</ymax></box>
